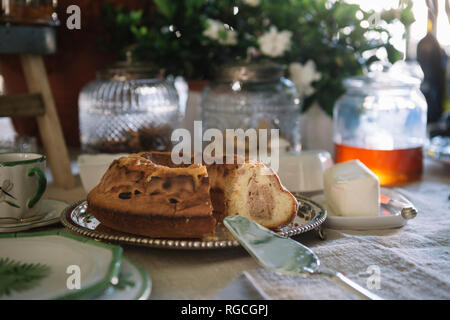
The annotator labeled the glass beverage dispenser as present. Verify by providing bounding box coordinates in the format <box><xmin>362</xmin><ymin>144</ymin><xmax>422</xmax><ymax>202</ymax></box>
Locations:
<box><xmin>79</xmin><ymin>61</ymin><xmax>181</xmax><ymax>153</ymax></box>
<box><xmin>333</xmin><ymin>66</ymin><xmax>427</xmax><ymax>185</ymax></box>
<box><xmin>201</xmin><ymin>61</ymin><xmax>302</xmax><ymax>153</ymax></box>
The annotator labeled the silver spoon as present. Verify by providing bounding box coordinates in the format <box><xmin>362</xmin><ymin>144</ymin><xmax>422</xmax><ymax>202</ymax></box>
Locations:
<box><xmin>0</xmin><ymin>214</ymin><xmax>45</xmax><ymax>224</ymax></box>
<box><xmin>224</xmin><ymin>215</ymin><xmax>382</xmax><ymax>300</ymax></box>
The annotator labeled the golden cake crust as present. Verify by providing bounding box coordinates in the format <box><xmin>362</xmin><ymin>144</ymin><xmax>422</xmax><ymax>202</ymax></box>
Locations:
<box><xmin>87</xmin><ymin>153</ymin><xmax>215</xmax><ymax>238</ymax></box>
<box><xmin>87</xmin><ymin>152</ymin><xmax>298</xmax><ymax>239</ymax></box>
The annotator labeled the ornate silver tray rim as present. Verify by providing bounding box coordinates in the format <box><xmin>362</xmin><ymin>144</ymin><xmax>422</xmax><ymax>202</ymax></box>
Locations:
<box><xmin>60</xmin><ymin>195</ymin><xmax>327</xmax><ymax>250</ymax></box>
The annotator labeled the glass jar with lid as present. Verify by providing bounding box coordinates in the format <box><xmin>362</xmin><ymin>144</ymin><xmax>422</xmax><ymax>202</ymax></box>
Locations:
<box><xmin>333</xmin><ymin>65</ymin><xmax>427</xmax><ymax>185</ymax></box>
<box><xmin>79</xmin><ymin>61</ymin><xmax>181</xmax><ymax>153</ymax></box>
<box><xmin>200</xmin><ymin>61</ymin><xmax>302</xmax><ymax>153</ymax></box>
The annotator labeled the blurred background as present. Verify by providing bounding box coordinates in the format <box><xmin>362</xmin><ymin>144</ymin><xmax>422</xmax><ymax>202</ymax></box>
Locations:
<box><xmin>0</xmin><ymin>0</ymin><xmax>448</xmax><ymax>186</ymax></box>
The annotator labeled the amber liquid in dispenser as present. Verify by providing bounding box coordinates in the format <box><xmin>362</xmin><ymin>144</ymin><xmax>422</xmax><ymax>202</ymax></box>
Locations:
<box><xmin>335</xmin><ymin>144</ymin><xmax>423</xmax><ymax>185</ymax></box>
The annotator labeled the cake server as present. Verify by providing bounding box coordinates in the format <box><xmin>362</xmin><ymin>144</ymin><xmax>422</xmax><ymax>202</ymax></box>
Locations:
<box><xmin>224</xmin><ymin>215</ymin><xmax>382</xmax><ymax>300</ymax></box>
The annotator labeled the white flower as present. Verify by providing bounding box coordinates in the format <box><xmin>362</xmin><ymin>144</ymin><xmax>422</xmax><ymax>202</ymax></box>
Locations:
<box><xmin>257</xmin><ymin>26</ymin><xmax>293</xmax><ymax>58</ymax></box>
<box><xmin>244</xmin><ymin>0</ymin><xmax>261</xmax><ymax>6</ymax></box>
<box><xmin>203</xmin><ymin>19</ymin><xmax>222</xmax><ymax>41</ymax></box>
<box><xmin>289</xmin><ymin>60</ymin><xmax>321</xmax><ymax>96</ymax></box>
<box><xmin>203</xmin><ymin>19</ymin><xmax>238</xmax><ymax>45</ymax></box>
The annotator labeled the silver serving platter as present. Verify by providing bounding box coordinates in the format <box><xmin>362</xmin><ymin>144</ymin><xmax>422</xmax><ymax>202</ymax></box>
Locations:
<box><xmin>60</xmin><ymin>194</ymin><xmax>327</xmax><ymax>250</ymax></box>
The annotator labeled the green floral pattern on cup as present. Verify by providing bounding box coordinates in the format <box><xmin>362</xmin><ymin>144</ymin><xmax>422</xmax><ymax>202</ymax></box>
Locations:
<box><xmin>0</xmin><ymin>180</ymin><xmax>20</xmax><ymax>208</ymax></box>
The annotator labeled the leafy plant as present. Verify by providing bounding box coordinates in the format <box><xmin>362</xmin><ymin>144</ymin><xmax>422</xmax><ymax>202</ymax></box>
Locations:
<box><xmin>99</xmin><ymin>0</ymin><xmax>414</xmax><ymax>115</ymax></box>
<box><xmin>0</xmin><ymin>258</ymin><xmax>51</xmax><ymax>297</ymax></box>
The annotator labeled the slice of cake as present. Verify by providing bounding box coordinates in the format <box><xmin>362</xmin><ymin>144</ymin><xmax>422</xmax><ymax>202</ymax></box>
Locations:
<box><xmin>87</xmin><ymin>152</ymin><xmax>298</xmax><ymax>239</ymax></box>
<box><xmin>207</xmin><ymin>159</ymin><xmax>298</xmax><ymax>229</ymax></box>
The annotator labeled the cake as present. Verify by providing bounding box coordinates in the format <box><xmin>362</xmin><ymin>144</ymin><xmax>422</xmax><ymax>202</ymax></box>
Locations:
<box><xmin>87</xmin><ymin>153</ymin><xmax>215</xmax><ymax>238</ymax></box>
<box><xmin>87</xmin><ymin>152</ymin><xmax>298</xmax><ymax>239</ymax></box>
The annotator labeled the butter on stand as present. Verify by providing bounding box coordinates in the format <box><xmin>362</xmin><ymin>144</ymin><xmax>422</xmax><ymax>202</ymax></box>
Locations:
<box><xmin>324</xmin><ymin>160</ymin><xmax>380</xmax><ymax>217</ymax></box>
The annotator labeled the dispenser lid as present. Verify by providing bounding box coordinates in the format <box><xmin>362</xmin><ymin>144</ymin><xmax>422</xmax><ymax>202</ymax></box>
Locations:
<box><xmin>215</xmin><ymin>61</ymin><xmax>284</xmax><ymax>82</ymax></box>
<box><xmin>344</xmin><ymin>62</ymin><xmax>421</xmax><ymax>90</ymax></box>
<box><xmin>97</xmin><ymin>56</ymin><xmax>162</xmax><ymax>81</ymax></box>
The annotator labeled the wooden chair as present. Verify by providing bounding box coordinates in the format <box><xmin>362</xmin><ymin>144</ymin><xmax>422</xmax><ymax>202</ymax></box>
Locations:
<box><xmin>0</xmin><ymin>24</ymin><xmax>75</xmax><ymax>189</ymax></box>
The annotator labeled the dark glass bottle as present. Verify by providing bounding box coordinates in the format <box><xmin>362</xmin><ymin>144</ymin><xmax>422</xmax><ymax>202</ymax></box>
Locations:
<box><xmin>416</xmin><ymin>0</ymin><xmax>447</xmax><ymax>124</ymax></box>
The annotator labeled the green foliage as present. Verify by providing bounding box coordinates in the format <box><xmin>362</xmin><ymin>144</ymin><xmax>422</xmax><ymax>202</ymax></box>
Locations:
<box><xmin>99</xmin><ymin>0</ymin><xmax>414</xmax><ymax>115</ymax></box>
<box><xmin>381</xmin><ymin>0</ymin><xmax>415</xmax><ymax>28</ymax></box>
<box><xmin>0</xmin><ymin>257</ymin><xmax>51</xmax><ymax>297</ymax></box>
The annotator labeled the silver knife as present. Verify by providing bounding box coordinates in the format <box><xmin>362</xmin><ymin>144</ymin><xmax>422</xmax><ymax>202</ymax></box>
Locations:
<box><xmin>224</xmin><ymin>215</ymin><xmax>382</xmax><ymax>300</ymax></box>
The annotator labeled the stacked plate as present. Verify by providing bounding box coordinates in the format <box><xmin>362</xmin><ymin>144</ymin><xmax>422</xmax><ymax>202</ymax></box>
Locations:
<box><xmin>0</xmin><ymin>231</ymin><xmax>151</xmax><ymax>300</ymax></box>
<box><xmin>425</xmin><ymin>136</ymin><xmax>450</xmax><ymax>165</ymax></box>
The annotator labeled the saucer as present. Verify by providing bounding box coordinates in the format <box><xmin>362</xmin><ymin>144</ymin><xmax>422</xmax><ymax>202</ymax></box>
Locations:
<box><xmin>311</xmin><ymin>188</ymin><xmax>417</xmax><ymax>230</ymax></box>
<box><xmin>0</xmin><ymin>199</ymin><xmax>68</xmax><ymax>233</ymax></box>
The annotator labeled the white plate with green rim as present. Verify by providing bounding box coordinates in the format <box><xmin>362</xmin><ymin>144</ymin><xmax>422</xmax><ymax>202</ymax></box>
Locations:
<box><xmin>0</xmin><ymin>199</ymin><xmax>68</xmax><ymax>233</ymax></box>
<box><xmin>0</xmin><ymin>231</ymin><xmax>122</xmax><ymax>300</ymax></box>
<box><xmin>92</xmin><ymin>257</ymin><xmax>151</xmax><ymax>300</ymax></box>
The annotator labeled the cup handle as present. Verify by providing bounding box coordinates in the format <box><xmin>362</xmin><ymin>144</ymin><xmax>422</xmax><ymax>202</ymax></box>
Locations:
<box><xmin>27</xmin><ymin>167</ymin><xmax>47</xmax><ymax>209</ymax></box>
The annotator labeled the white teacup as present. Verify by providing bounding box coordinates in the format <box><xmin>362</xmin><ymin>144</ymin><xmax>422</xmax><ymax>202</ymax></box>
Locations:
<box><xmin>0</xmin><ymin>153</ymin><xmax>47</xmax><ymax>221</ymax></box>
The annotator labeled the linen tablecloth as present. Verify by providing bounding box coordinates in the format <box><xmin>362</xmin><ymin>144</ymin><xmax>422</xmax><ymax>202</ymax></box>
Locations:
<box><xmin>218</xmin><ymin>160</ymin><xmax>450</xmax><ymax>300</ymax></box>
<box><xmin>46</xmin><ymin>157</ymin><xmax>450</xmax><ymax>299</ymax></box>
